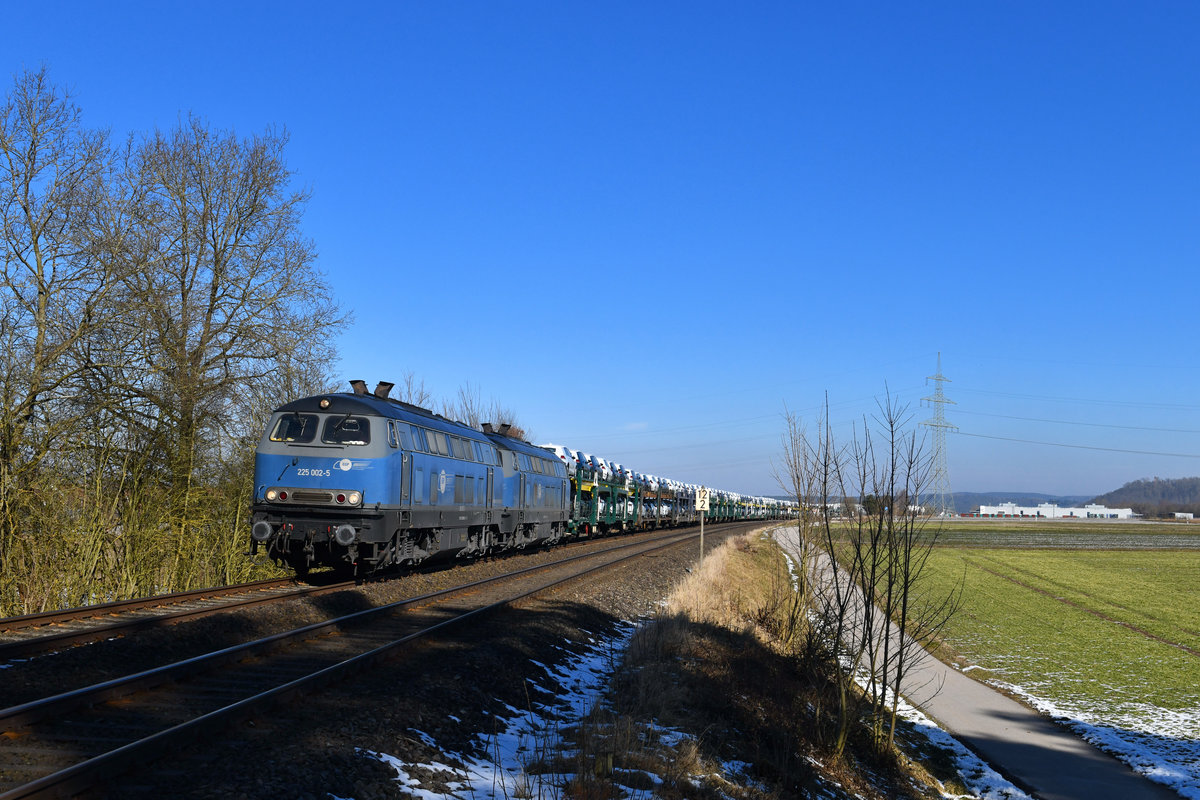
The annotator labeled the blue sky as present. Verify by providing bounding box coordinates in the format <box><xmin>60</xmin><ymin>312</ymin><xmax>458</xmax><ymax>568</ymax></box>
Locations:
<box><xmin>9</xmin><ymin>2</ymin><xmax>1199</xmax><ymax>497</ymax></box>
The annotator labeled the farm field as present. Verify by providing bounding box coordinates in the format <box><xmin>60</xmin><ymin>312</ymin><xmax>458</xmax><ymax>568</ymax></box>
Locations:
<box><xmin>923</xmin><ymin>531</ymin><xmax>1200</xmax><ymax>797</ymax></box>
<box><xmin>935</xmin><ymin>518</ymin><xmax>1200</xmax><ymax>549</ymax></box>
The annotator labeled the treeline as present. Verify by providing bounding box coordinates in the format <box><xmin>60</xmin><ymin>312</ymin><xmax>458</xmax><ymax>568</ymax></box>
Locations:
<box><xmin>0</xmin><ymin>68</ymin><xmax>344</xmax><ymax>615</ymax></box>
<box><xmin>1092</xmin><ymin>477</ymin><xmax>1200</xmax><ymax>517</ymax></box>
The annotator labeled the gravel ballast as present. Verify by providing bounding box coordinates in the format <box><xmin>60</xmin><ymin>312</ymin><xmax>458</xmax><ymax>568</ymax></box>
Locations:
<box><xmin>50</xmin><ymin>524</ymin><xmax>750</xmax><ymax>798</ymax></box>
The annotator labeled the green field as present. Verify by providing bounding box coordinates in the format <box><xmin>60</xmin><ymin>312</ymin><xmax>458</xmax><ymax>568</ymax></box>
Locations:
<box><xmin>924</xmin><ymin>543</ymin><xmax>1200</xmax><ymax>711</ymax></box>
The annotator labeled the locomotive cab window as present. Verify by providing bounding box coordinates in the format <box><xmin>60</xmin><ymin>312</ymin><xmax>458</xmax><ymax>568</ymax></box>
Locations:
<box><xmin>270</xmin><ymin>413</ymin><xmax>318</xmax><ymax>443</ymax></box>
<box><xmin>322</xmin><ymin>415</ymin><xmax>372</xmax><ymax>445</ymax></box>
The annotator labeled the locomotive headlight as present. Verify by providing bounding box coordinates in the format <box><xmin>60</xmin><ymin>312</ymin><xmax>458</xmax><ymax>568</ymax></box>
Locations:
<box><xmin>265</xmin><ymin>488</ymin><xmax>279</xmax><ymax>502</ymax></box>
<box><xmin>348</xmin><ymin>491</ymin><xmax>362</xmax><ymax>505</ymax></box>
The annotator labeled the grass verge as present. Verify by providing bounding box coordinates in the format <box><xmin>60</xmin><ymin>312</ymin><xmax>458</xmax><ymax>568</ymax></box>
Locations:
<box><xmin>551</xmin><ymin>528</ymin><xmax>954</xmax><ymax>800</ymax></box>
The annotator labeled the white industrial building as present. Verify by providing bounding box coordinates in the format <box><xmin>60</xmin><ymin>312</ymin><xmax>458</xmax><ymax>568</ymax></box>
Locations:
<box><xmin>977</xmin><ymin>502</ymin><xmax>1135</xmax><ymax>519</ymax></box>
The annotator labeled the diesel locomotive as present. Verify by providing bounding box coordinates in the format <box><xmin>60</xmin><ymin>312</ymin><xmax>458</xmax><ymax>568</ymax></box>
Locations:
<box><xmin>249</xmin><ymin>380</ymin><xmax>791</xmax><ymax>576</ymax></box>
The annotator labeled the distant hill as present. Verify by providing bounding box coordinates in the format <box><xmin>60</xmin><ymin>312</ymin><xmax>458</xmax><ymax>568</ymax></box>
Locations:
<box><xmin>949</xmin><ymin>491</ymin><xmax>1092</xmax><ymax>514</ymax></box>
<box><xmin>1091</xmin><ymin>477</ymin><xmax>1200</xmax><ymax>516</ymax></box>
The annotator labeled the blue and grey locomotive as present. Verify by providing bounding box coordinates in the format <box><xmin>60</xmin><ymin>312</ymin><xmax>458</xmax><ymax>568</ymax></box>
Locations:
<box><xmin>249</xmin><ymin>380</ymin><xmax>569</xmax><ymax>576</ymax></box>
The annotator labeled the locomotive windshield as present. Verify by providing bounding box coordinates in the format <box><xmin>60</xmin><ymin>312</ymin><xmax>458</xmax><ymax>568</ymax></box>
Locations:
<box><xmin>270</xmin><ymin>413</ymin><xmax>318</xmax><ymax>443</ymax></box>
<box><xmin>322</xmin><ymin>415</ymin><xmax>372</xmax><ymax>445</ymax></box>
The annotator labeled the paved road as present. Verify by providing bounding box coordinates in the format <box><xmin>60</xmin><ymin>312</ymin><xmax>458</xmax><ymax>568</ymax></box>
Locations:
<box><xmin>772</xmin><ymin>526</ymin><xmax>1180</xmax><ymax>800</ymax></box>
<box><xmin>901</xmin><ymin>639</ymin><xmax>1178</xmax><ymax>800</ymax></box>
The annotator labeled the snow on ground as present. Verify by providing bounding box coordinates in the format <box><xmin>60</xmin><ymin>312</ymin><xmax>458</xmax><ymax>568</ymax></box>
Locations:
<box><xmin>890</xmin><ymin>691</ymin><xmax>1032</xmax><ymax>800</ymax></box>
<box><xmin>355</xmin><ymin>625</ymin><xmax>636</xmax><ymax>800</ymax></box>
<box><xmin>774</xmin><ymin>526</ymin><xmax>1028</xmax><ymax>800</ymax></box>
<box><xmin>337</xmin><ymin>608</ymin><xmax>1024</xmax><ymax>800</ymax></box>
<box><xmin>993</xmin><ymin>681</ymin><xmax>1200</xmax><ymax>800</ymax></box>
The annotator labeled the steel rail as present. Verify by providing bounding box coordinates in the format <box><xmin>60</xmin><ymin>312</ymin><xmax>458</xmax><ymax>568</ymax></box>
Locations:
<box><xmin>0</xmin><ymin>579</ymin><xmax>354</xmax><ymax>661</ymax></box>
<box><xmin>0</xmin><ymin>523</ymin><xmax>708</xmax><ymax>660</ymax></box>
<box><xmin>0</xmin><ymin>523</ymin><xmax>746</xmax><ymax>798</ymax></box>
<box><xmin>0</xmin><ymin>577</ymin><xmax>297</xmax><ymax>632</ymax></box>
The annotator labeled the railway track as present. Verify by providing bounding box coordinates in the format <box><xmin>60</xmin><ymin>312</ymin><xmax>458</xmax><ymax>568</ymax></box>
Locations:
<box><xmin>0</xmin><ymin>577</ymin><xmax>347</xmax><ymax>661</ymax></box>
<box><xmin>0</xmin><ymin>523</ymin><xmax>738</xmax><ymax>798</ymax></box>
<box><xmin>0</xmin><ymin>528</ymin><xmax>675</xmax><ymax>662</ymax></box>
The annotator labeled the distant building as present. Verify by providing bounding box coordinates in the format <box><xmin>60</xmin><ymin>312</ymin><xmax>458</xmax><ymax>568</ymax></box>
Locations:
<box><xmin>1175</xmin><ymin>512</ymin><xmax>1194</xmax><ymax>520</ymax></box>
<box><xmin>977</xmin><ymin>502</ymin><xmax>1135</xmax><ymax>519</ymax></box>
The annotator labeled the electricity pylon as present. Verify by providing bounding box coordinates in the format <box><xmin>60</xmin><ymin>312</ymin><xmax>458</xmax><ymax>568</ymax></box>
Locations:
<box><xmin>921</xmin><ymin>353</ymin><xmax>957</xmax><ymax>517</ymax></box>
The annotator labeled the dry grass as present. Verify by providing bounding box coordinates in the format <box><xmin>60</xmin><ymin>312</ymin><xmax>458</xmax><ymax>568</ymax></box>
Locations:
<box><xmin>555</xmin><ymin>529</ymin><xmax>947</xmax><ymax>800</ymax></box>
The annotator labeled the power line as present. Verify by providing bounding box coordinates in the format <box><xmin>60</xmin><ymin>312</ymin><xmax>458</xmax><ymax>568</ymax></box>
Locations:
<box><xmin>955</xmin><ymin>387</ymin><xmax>1200</xmax><ymax>412</ymax></box>
<box><xmin>954</xmin><ymin>430</ymin><xmax>1200</xmax><ymax>459</ymax></box>
<box><xmin>954</xmin><ymin>408</ymin><xmax>1200</xmax><ymax>435</ymax></box>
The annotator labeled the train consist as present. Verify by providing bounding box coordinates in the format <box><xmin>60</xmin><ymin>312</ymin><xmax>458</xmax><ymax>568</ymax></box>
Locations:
<box><xmin>249</xmin><ymin>380</ymin><xmax>793</xmax><ymax>576</ymax></box>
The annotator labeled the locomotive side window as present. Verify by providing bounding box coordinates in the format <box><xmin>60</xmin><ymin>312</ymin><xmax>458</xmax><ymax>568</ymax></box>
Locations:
<box><xmin>270</xmin><ymin>413</ymin><xmax>318</xmax><ymax>443</ymax></box>
<box><xmin>322</xmin><ymin>415</ymin><xmax>372</xmax><ymax>445</ymax></box>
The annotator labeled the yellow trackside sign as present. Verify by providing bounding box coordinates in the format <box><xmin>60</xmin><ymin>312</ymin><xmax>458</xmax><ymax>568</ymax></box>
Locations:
<box><xmin>695</xmin><ymin>488</ymin><xmax>710</xmax><ymax>512</ymax></box>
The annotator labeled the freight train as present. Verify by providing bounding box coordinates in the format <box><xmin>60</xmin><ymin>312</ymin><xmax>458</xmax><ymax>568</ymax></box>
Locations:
<box><xmin>249</xmin><ymin>380</ymin><xmax>792</xmax><ymax>576</ymax></box>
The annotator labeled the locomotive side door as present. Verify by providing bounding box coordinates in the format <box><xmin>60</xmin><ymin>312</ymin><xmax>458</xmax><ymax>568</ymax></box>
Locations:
<box><xmin>401</xmin><ymin>452</ymin><xmax>410</xmax><ymax>504</ymax></box>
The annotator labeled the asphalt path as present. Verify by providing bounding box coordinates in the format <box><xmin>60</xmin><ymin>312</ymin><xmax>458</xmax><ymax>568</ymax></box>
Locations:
<box><xmin>772</xmin><ymin>526</ymin><xmax>1180</xmax><ymax>800</ymax></box>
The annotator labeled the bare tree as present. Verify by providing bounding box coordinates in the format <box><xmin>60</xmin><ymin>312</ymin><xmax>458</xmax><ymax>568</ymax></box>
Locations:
<box><xmin>441</xmin><ymin>380</ymin><xmax>532</xmax><ymax>440</ymax></box>
<box><xmin>443</xmin><ymin>380</ymin><xmax>487</xmax><ymax>428</ymax></box>
<box><xmin>111</xmin><ymin>115</ymin><xmax>345</xmax><ymax>587</ymax></box>
<box><xmin>0</xmin><ymin>72</ymin><xmax>349</xmax><ymax>613</ymax></box>
<box><xmin>778</xmin><ymin>392</ymin><xmax>959</xmax><ymax>755</ymax></box>
<box><xmin>771</xmin><ymin>404</ymin><xmax>821</xmax><ymax>628</ymax></box>
<box><xmin>0</xmin><ymin>67</ymin><xmax>122</xmax><ymax>611</ymax></box>
<box><xmin>396</xmin><ymin>370</ymin><xmax>434</xmax><ymax>408</ymax></box>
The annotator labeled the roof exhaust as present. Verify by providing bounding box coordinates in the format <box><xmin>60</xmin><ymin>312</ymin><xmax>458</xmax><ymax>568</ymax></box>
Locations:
<box><xmin>349</xmin><ymin>379</ymin><xmax>367</xmax><ymax>396</ymax></box>
<box><xmin>481</xmin><ymin>422</ymin><xmax>495</xmax><ymax>434</ymax></box>
<box><xmin>374</xmin><ymin>381</ymin><xmax>394</xmax><ymax>399</ymax></box>
<box><xmin>498</xmin><ymin>423</ymin><xmax>513</xmax><ymax>437</ymax></box>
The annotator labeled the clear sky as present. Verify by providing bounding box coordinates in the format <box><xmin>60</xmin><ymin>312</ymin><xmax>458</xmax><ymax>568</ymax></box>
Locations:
<box><xmin>8</xmin><ymin>2</ymin><xmax>1199</xmax><ymax>498</ymax></box>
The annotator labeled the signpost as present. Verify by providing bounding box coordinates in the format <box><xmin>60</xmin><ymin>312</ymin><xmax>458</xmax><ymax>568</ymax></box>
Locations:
<box><xmin>695</xmin><ymin>488</ymin><xmax>710</xmax><ymax>562</ymax></box>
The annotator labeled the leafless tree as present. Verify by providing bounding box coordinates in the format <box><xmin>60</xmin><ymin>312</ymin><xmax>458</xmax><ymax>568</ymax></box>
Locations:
<box><xmin>442</xmin><ymin>380</ymin><xmax>532</xmax><ymax>440</ymax></box>
<box><xmin>107</xmin><ymin>115</ymin><xmax>345</xmax><ymax>586</ymax></box>
<box><xmin>134</xmin><ymin>120</ymin><xmax>336</xmax><ymax>447</ymax></box>
<box><xmin>778</xmin><ymin>391</ymin><xmax>959</xmax><ymax>755</ymax></box>
<box><xmin>0</xmin><ymin>72</ymin><xmax>349</xmax><ymax>612</ymax></box>
<box><xmin>0</xmin><ymin>67</ymin><xmax>123</xmax><ymax>610</ymax></box>
<box><xmin>396</xmin><ymin>370</ymin><xmax>434</xmax><ymax>408</ymax></box>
